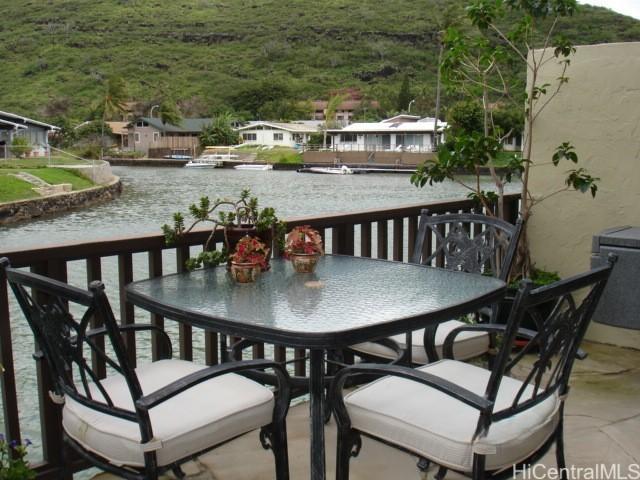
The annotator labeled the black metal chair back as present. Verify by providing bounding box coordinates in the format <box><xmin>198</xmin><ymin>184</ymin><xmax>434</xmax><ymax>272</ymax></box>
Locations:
<box><xmin>479</xmin><ymin>257</ymin><xmax>615</xmax><ymax>434</ymax></box>
<box><xmin>0</xmin><ymin>259</ymin><xmax>155</xmax><ymax>439</ymax></box>
<box><xmin>411</xmin><ymin>210</ymin><xmax>523</xmax><ymax>282</ymax></box>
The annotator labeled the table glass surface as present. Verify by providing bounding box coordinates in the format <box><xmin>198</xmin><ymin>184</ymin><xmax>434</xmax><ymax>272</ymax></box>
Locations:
<box><xmin>128</xmin><ymin>256</ymin><xmax>504</xmax><ymax>335</ymax></box>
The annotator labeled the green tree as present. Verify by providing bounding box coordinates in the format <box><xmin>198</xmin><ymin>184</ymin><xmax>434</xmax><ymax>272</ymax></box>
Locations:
<box><xmin>10</xmin><ymin>136</ymin><xmax>32</xmax><ymax>158</ymax></box>
<box><xmin>230</xmin><ymin>79</ymin><xmax>291</xmax><ymax>118</ymax></box>
<box><xmin>411</xmin><ymin>0</ymin><xmax>600</xmax><ymax>278</ymax></box>
<box><xmin>396</xmin><ymin>74</ymin><xmax>412</xmax><ymax>112</ymax></box>
<box><xmin>199</xmin><ymin>113</ymin><xmax>239</xmax><ymax>147</ymax></box>
<box><xmin>158</xmin><ymin>100</ymin><xmax>183</xmax><ymax>127</ymax></box>
<box><xmin>322</xmin><ymin>94</ymin><xmax>348</xmax><ymax>148</ymax></box>
<box><xmin>96</xmin><ymin>76</ymin><xmax>127</xmax><ymax>160</ymax></box>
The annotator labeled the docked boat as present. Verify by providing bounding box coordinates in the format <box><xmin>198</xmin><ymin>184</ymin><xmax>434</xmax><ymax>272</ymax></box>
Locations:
<box><xmin>233</xmin><ymin>164</ymin><xmax>273</xmax><ymax>171</ymax></box>
<box><xmin>184</xmin><ymin>155</ymin><xmax>223</xmax><ymax>168</ymax></box>
<box><xmin>298</xmin><ymin>165</ymin><xmax>354</xmax><ymax>175</ymax></box>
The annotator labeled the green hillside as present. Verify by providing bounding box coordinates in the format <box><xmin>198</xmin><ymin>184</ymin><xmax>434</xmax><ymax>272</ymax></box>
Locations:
<box><xmin>1</xmin><ymin>0</ymin><xmax>639</xmax><ymax>122</ymax></box>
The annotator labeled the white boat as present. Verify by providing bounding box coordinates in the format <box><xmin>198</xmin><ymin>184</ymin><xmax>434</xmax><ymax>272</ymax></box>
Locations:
<box><xmin>233</xmin><ymin>164</ymin><xmax>273</xmax><ymax>171</ymax></box>
<box><xmin>184</xmin><ymin>154</ymin><xmax>223</xmax><ymax>168</ymax></box>
<box><xmin>306</xmin><ymin>165</ymin><xmax>354</xmax><ymax>175</ymax></box>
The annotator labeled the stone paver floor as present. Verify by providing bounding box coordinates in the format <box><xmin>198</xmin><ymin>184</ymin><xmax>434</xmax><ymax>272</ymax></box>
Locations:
<box><xmin>92</xmin><ymin>341</ymin><xmax>640</xmax><ymax>479</ymax></box>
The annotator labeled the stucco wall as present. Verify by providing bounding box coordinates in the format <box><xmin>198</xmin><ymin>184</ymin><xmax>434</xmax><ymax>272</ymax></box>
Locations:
<box><xmin>527</xmin><ymin>42</ymin><xmax>640</xmax><ymax>347</ymax></box>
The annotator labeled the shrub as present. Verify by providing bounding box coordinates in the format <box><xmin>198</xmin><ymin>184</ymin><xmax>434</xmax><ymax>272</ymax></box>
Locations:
<box><xmin>10</xmin><ymin>137</ymin><xmax>32</xmax><ymax>158</ymax></box>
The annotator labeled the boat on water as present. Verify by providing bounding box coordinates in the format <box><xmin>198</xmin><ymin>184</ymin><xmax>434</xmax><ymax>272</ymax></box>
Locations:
<box><xmin>164</xmin><ymin>148</ymin><xmax>193</xmax><ymax>160</ymax></box>
<box><xmin>184</xmin><ymin>154</ymin><xmax>223</xmax><ymax>168</ymax></box>
<box><xmin>298</xmin><ymin>165</ymin><xmax>354</xmax><ymax>175</ymax></box>
<box><xmin>233</xmin><ymin>164</ymin><xmax>273</xmax><ymax>171</ymax></box>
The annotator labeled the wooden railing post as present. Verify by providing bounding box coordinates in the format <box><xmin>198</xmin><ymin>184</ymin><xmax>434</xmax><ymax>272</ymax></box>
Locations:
<box><xmin>148</xmin><ymin>249</ymin><xmax>166</xmax><ymax>362</ymax></box>
<box><xmin>176</xmin><ymin>246</ymin><xmax>193</xmax><ymax>361</ymax></box>
<box><xmin>86</xmin><ymin>256</ymin><xmax>106</xmax><ymax>379</ymax></box>
<box><xmin>118</xmin><ymin>253</ymin><xmax>136</xmax><ymax>366</ymax></box>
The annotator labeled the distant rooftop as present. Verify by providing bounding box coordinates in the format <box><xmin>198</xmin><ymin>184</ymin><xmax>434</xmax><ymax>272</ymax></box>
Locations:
<box><xmin>237</xmin><ymin>121</ymin><xmax>321</xmax><ymax>133</ymax></box>
<box><xmin>0</xmin><ymin>110</ymin><xmax>59</xmax><ymax>130</ymax></box>
<box><xmin>330</xmin><ymin>115</ymin><xmax>446</xmax><ymax>133</ymax></box>
<box><xmin>129</xmin><ymin>117</ymin><xmax>213</xmax><ymax>133</ymax></box>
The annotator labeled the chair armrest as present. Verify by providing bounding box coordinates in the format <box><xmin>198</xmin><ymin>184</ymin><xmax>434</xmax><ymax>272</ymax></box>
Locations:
<box><xmin>330</xmin><ymin>363</ymin><xmax>493</xmax><ymax>414</ymax></box>
<box><xmin>135</xmin><ymin>359</ymin><xmax>290</xmax><ymax>411</ymax></box>
<box><xmin>86</xmin><ymin>323</ymin><xmax>173</xmax><ymax>359</ymax></box>
<box><xmin>442</xmin><ymin>324</ymin><xmax>537</xmax><ymax>359</ymax></box>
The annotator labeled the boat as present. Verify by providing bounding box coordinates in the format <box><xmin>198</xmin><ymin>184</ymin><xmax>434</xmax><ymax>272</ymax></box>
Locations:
<box><xmin>233</xmin><ymin>164</ymin><xmax>273</xmax><ymax>171</ymax></box>
<box><xmin>298</xmin><ymin>165</ymin><xmax>354</xmax><ymax>175</ymax></box>
<box><xmin>184</xmin><ymin>154</ymin><xmax>223</xmax><ymax>168</ymax></box>
<box><xmin>163</xmin><ymin>148</ymin><xmax>193</xmax><ymax>160</ymax></box>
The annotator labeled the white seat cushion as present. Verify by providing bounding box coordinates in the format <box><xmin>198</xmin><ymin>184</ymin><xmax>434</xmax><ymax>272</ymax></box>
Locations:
<box><xmin>63</xmin><ymin>359</ymin><xmax>274</xmax><ymax>468</ymax></box>
<box><xmin>345</xmin><ymin>359</ymin><xmax>561</xmax><ymax>472</ymax></box>
<box><xmin>351</xmin><ymin>320</ymin><xmax>490</xmax><ymax>363</ymax></box>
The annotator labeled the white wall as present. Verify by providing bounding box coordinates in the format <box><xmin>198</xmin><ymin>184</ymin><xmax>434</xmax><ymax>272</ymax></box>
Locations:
<box><xmin>527</xmin><ymin>42</ymin><xmax>640</xmax><ymax>348</ymax></box>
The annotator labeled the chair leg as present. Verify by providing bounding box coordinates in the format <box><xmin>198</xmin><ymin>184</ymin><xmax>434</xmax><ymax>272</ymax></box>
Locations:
<box><xmin>261</xmin><ymin>422</ymin><xmax>290</xmax><ymax>480</ymax></box>
<box><xmin>556</xmin><ymin>417</ymin><xmax>567</xmax><ymax>480</ymax></box>
<box><xmin>471</xmin><ymin>454</ymin><xmax>485</xmax><ymax>480</ymax></box>
<box><xmin>336</xmin><ymin>427</ymin><xmax>361</xmax><ymax>480</ymax></box>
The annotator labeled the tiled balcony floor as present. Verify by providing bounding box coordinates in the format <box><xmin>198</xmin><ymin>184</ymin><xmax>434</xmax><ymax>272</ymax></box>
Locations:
<box><xmin>93</xmin><ymin>341</ymin><xmax>640</xmax><ymax>479</ymax></box>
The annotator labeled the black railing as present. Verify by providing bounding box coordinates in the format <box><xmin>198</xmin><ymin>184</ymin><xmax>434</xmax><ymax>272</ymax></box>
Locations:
<box><xmin>0</xmin><ymin>194</ymin><xmax>520</xmax><ymax>478</ymax></box>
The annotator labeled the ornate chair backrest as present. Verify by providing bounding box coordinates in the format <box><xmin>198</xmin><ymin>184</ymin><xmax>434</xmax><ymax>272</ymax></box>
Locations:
<box><xmin>410</xmin><ymin>210</ymin><xmax>523</xmax><ymax>282</ymax></box>
<box><xmin>0</xmin><ymin>258</ymin><xmax>146</xmax><ymax>427</ymax></box>
<box><xmin>479</xmin><ymin>257</ymin><xmax>615</xmax><ymax>434</ymax></box>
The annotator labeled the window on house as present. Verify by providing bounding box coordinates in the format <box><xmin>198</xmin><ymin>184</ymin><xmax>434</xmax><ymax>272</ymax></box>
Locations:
<box><xmin>134</xmin><ymin>133</ymin><xmax>140</xmax><ymax>143</ymax></box>
<box><xmin>273</xmin><ymin>133</ymin><xmax>283</xmax><ymax>141</ymax></box>
<box><xmin>136</xmin><ymin>121</ymin><xmax>146</xmax><ymax>127</ymax></box>
<box><xmin>153</xmin><ymin>132</ymin><xmax>160</xmax><ymax>142</ymax></box>
<box><xmin>341</xmin><ymin>133</ymin><xmax>357</xmax><ymax>143</ymax></box>
<box><xmin>242</xmin><ymin>133</ymin><xmax>257</xmax><ymax>141</ymax></box>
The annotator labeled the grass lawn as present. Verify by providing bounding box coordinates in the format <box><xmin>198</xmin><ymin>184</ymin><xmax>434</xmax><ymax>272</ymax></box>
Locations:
<box><xmin>0</xmin><ymin>167</ymin><xmax>95</xmax><ymax>203</ymax></box>
<box><xmin>236</xmin><ymin>146</ymin><xmax>302</xmax><ymax>164</ymax></box>
<box><xmin>0</xmin><ymin>174</ymin><xmax>40</xmax><ymax>202</ymax></box>
<box><xmin>0</xmin><ymin>157</ymin><xmax>90</xmax><ymax>169</ymax></box>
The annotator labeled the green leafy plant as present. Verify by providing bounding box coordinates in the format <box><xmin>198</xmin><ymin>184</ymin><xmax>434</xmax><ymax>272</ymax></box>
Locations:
<box><xmin>411</xmin><ymin>0</ymin><xmax>601</xmax><ymax>279</ymax></box>
<box><xmin>0</xmin><ymin>435</ymin><xmax>36</xmax><ymax>480</ymax></box>
<box><xmin>9</xmin><ymin>137</ymin><xmax>32</xmax><ymax>158</ymax></box>
<box><xmin>162</xmin><ymin>188</ymin><xmax>284</xmax><ymax>271</ymax></box>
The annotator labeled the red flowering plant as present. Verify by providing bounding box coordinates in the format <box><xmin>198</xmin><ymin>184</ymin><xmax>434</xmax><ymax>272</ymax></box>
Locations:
<box><xmin>229</xmin><ymin>235</ymin><xmax>270</xmax><ymax>270</ymax></box>
<box><xmin>283</xmin><ymin>226</ymin><xmax>324</xmax><ymax>257</ymax></box>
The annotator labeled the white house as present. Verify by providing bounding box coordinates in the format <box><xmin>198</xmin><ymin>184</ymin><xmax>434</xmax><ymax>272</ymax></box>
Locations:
<box><xmin>237</xmin><ymin>121</ymin><xmax>320</xmax><ymax>148</ymax></box>
<box><xmin>329</xmin><ymin>115</ymin><xmax>446</xmax><ymax>153</ymax></box>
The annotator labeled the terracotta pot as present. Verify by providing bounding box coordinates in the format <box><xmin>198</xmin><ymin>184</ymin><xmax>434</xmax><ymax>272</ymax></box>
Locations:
<box><xmin>289</xmin><ymin>253</ymin><xmax>320</xmax><ymax>273</ymax></box>
<box><xmin>230</xmin><ymin>261</ymin><xmax>261</xmax><ymax>283</ymax></box>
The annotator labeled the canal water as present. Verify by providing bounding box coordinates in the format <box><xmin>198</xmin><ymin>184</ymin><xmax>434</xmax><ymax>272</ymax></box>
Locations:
<box><xmin>0</xmin><ymin>166</ymin><xmax>516</xmax><ymax>469</ymax></box>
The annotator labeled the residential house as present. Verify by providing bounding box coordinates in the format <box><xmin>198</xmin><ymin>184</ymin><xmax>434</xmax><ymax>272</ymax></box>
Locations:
<box><xmin>125</xmin><ymin>117</ymin><xmax>213</xmax><ymax>157</ymax></box>
<box><xmin>312</xmin><ymin>88</ymin><xmax>380</xmax><ymax>127</ymax></box>
<box><xmin>237</xmin><ymin>121</ymin><xmax>321</xmax><ymax>148</ymax></box>
<box><xmin>106</xmin><ymin>122</ymin><xmax>130</xmax><ymax>150</ymax></box>
<box><xmin>329</xmin><ymin>115</ymin><xmax>446</xmax><ymax>153</ymax></box>
<box><xmin>0</xmin><ymin>110</ymin><xmax>59</xmax><ymax>158</ymax></box>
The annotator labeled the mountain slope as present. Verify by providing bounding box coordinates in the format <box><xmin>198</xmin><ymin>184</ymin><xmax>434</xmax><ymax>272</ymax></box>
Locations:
<box><xmin>1</xmin><ymin>0</ymin><xmax>639</xmax><ymax>121</ymax></box>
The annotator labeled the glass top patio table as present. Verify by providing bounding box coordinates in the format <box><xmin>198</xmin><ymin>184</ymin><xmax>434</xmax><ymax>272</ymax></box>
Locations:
<box><xmin>126</xmin><ymin>255</ymin><xmax>506</xmax><ymax>480</ymax></box>
<box><xmin>126</xmin><ymin>255</ymin><xmax>506</xmax><ymax>349</ymax></box>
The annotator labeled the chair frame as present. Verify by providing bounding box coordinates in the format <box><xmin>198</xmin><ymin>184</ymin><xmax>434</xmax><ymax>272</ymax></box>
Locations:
<box><xmin>331</xmin><ymin>256</ymin><xmax>615</xmax><ymax>480</ymax></box>
<box><xmin>353</xmin><ymin>210</ymin><xmax>524</xmax><ymax>365</ymax></box>
<box><xmin>1</xmin><ymin>258</ymin><xmax>291</xmax><ymax>480</ymax></box>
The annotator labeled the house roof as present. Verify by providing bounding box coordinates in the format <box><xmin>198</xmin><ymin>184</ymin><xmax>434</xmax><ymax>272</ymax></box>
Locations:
<box><xmin>0</xmin><ymin>110</ymin><xmax>59</xmax><ymax>130</ymax></box>
<box><xmin>129</xmin><ymin>117</ymin><xmax>213</xmax><ymax>133</ymax></box>
<box><xmin>106</xmin><ymin>121</ymin><xmax>129</xmax><ymax>136</ymax></box>
<box><xmin>329</xmin><ymin>117</ymin><xmax>447</xmax><ymax>134</ymax></box>
<box><xmin>0</xmin><ymin>118</ymin><xmax>28</xmax><ymax>130</ymax></box>
<box><xmin>236</xmin><ymin>121</ymin><xmax>320</xmax><ymax>133</ymax></box>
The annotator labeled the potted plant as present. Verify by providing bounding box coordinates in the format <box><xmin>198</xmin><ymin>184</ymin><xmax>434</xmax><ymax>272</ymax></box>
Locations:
<box><xmin>229</xmin><ymin>235</ymin><xmax>270</xmax><ymax>283</ymax></box>
<box><xmin>284</xmin><ymin>225</ymin><xmax>324</xmax><ymax>273</ymax></box>
<box><xmin>0</xmin><ymin>435</ymin><xmax>36</xmax><ymax>480</ymax></box>
<box><xmin>162</xmin><ymin>188</ymin><xmax>284</xmax><ymax>271</ymax></box>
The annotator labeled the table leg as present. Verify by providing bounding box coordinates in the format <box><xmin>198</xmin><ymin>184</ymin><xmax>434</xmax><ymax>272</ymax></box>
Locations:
<box><xmin>309</xmin><ymin>349</ymin><xmax>326</xmax><ymax>480</ymax></box>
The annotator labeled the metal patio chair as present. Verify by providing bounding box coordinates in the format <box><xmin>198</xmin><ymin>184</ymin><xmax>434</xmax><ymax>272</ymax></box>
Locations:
<box><xmin>1</xmin><ymin>258</ymin><xmax>291</xmax><ymax>480</ymax></box>
<box><xmin>330</xmin><ymin>256</ymin><xmax>615</xmax><ymax>480</ymax></box>
<box><xmin>351</xmin><ymin>210</ymin><xmax>523</xmax><ymax>365</ymax></box>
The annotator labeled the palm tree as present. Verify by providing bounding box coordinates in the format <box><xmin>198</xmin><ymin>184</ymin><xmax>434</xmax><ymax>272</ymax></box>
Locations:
<box><xmin>98</xmin><ymin>76</ymin><xmax>127</xmax><ymax>160</ymax></box>
<box><xmin>323</xmin><ymin>94</ymin><xmax>347</xmax><ymax>149</ymax></box>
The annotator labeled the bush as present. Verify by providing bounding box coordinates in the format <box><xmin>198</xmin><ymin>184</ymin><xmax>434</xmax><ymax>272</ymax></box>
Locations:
<box><xmin>10</xmin><ymin>137</ymin><xmax>32</xmax><ymax>158</ymax></box>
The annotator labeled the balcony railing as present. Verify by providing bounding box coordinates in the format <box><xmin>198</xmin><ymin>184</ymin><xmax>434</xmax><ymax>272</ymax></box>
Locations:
<box><xmin>0</xmin><ymin>193</ymin><xmax>520</xmax><ymax>478</ymax></box>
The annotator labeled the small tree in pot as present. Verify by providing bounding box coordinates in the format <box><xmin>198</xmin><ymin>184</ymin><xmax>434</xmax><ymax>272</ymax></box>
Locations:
<box><xmin>162</xmin><ymin>188</ymin><xmax>284</xmax><ymax>271</ymax></box>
